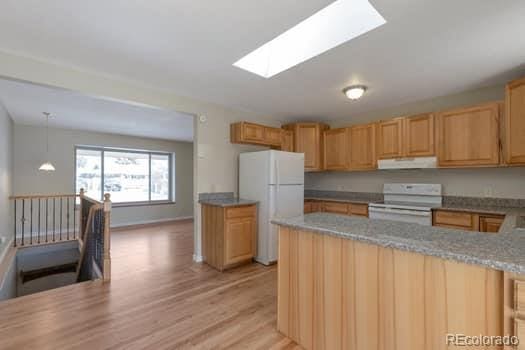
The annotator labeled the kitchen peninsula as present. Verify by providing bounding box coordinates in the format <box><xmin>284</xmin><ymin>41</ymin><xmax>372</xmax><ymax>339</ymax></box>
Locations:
<box><xmin>273</xmin><ymin>211</ymin><xmax>525</xmax><ymax>350</ymax></box>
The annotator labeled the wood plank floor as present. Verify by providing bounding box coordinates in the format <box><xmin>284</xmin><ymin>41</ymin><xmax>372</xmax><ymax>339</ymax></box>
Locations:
<box><xmin>0</xmin><ymin>220</ymin><xmax>300</xmax><ymax>350</ymax></box>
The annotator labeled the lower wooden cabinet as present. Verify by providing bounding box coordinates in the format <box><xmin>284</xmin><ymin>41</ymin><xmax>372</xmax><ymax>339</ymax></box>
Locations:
<box><xmin>201</xmin><ymin>204</ymin><xmax>257</xmax><ymax>271</ymax></box>
<box><xmin>304</xmin><ymin>200</ymin><xmax>368</xmax><ymax>217</ymax></box>
<box><xmin>432</xmin><ymin>209</ymin><xmax>505</xmax><ymax>233</ymax></box>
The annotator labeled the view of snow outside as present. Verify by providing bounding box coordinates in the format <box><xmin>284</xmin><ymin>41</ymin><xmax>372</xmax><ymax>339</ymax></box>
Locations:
<box><xmin>76</xmin><ymin>148</ymin><xmax>171</xmax><ymax>203</ymax></box>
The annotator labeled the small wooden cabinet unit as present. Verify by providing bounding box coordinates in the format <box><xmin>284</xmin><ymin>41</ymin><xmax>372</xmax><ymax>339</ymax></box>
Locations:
<box><xmin>505</xmin><ymin>77</ymin><xmax>525</xmax><ymax>165</ymax></box>
<box><xmin>436</xmin><ymin>102</ymin><xmax>501</xmax><ymax>167</ymax></box>
<box><xmin>283</xmin><ymin>123</ymin><xmax>329</xmax><ymax>172</ymax></box>
<box><xmin>323</xmin><ymin>128</ymin><xmax>348</xmax><ymax>170</ymax></box>
<box><xmin>201</xmin><ymin>204</ymin><xmax>257</xmax><ymax>271</ymax></box>
<box><xmin>348</xmin><ymin>123</ymin><xmax>376</xmax><ymax>170</ymax></box>
<box><xmin>377</xmin><ymin>114</ymin><xmax>435</xmax><ymax>160</ymax></box>
<box><xmin>230</xmin><ymin>122</ymin><xmax>282</xmax><ymax>147</ymax></box>
<box><xmin>432</xmin><ymin>209</ymin><xmax>505</xmax><ymax>233</ymax></box>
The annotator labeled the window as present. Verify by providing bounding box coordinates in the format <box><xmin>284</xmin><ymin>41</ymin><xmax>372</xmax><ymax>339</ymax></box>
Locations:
<box><xmin>75</xmin><ymin>146</ymin><xmax>174</xmax><ymax>204</ymax></box>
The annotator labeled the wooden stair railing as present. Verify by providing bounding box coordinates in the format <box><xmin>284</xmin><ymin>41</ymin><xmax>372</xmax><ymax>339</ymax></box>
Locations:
<box><xmin>9</xmin><ymin>189</ymin><xmax>112</xmax><ymax>283</ymax></box>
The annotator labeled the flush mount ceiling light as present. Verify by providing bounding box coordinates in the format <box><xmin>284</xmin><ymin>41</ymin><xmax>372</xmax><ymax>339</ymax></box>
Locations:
<box><xmin>343</xmin><ymin>85</ymin><xmax>367</xmax><ymax>100</ymax></box>
<box><xmin>39</xmin><ymin>112</ymin><xmax>55</xmax><ymax>172</ymax></box>
<box><xmin>233</xmin><ymin>0</ymin><xmax>386</xmax><ymax>78</ymax></box>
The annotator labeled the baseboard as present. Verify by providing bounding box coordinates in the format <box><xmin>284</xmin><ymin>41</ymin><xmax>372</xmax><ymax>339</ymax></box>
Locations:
<box><xmin>193</xmin><ymin>254</ymin><xmax>203</xmax><ymax>263</ymax></box>
<box><xmin>111</xmin><ymin>216</ymin><xmax>194</xmax><ymax>229</ymax></box>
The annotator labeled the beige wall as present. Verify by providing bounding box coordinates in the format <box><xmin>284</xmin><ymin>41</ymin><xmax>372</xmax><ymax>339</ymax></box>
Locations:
<box><xmin>0</xmin><ymin>50</ymin><xmax>280</xmax><ymax>260</ymax></box>
<box><xmin>307</xmin><ymin>83</ymin><xmax>525</xmax><ymax>199</ymax></box>
<box><xmin>0</xmin><ymin>102</ymin><xmax>13</xmax><ymax>258</ymax></box>
<box><xmin>13</xmin><ymin>124</ymin><xmax>194</xmax><ymax>226</ymax></box>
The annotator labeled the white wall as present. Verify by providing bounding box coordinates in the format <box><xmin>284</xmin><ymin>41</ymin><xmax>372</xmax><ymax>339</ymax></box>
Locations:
<box><xmin>307</xmin><ymin>83</ymin><xmax>525</xmax><ymax>199</ymax></box>
<box><xmin>13</xmin><ymin>125</ymin><xmax>194</xmax><ymax>226</ymax></box>
<box><xmin>0</xmin><ymin>102</ymin><xmax>13</xmax><ymax>258</ymax></box>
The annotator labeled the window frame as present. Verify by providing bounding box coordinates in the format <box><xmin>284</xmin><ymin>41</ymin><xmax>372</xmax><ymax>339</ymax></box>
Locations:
<box><xmin>74</xmin><ymin>145</ymin><xmax>175</xmax><ymax>207</ymax></box>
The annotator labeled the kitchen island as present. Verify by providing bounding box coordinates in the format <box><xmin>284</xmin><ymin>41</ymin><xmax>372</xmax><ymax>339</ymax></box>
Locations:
<box><xmin>272</xmin><ymin>212</ymin><xmax>525</xmax><ymax>350</ymax></box>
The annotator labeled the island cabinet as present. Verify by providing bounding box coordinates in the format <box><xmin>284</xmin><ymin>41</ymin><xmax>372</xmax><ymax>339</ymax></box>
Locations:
<box><xmin>201</xmin><ymin>204</ymin><xmax>257</xmax><ymax>271</ymax></box>
<box><xmin>230</xmin><ymin>122</ymin><xmax>282</xmax><ymax>147</ymax></box>
<box><xmin>277</xmin><ymin>227</ymin><xmax>504</xmax><ymax>350</ymax></box>
<box><xmin>283</xmin><ymin>122</ymin><xmax>329</xmax><ymax>172</ymax></box>
<box><xmin>505</xmin><ymin>77</ymin><xmax>525</xmax><ymax>165</ymax></box>
<box><xmin>376</xmin><ymin>113</ymin><xmax>435</xmax><ymax>160</ymax></box>
<box><xmin>436</xmin><ymin>102</ymin><xmax>501</xmax><ymax>167</ymax></box>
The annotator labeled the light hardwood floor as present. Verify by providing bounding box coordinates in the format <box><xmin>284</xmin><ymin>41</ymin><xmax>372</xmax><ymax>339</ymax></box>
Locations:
<box><xmin>0</xmin><ymin>220</ymin><xmax>299</xmax><ymax>350</ymax></box>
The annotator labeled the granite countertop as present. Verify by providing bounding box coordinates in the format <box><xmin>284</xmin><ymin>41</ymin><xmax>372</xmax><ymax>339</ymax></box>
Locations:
<box><xmin>199</xmin><ymin>198</ymin><xmax>258</xmax><ymax>207</ymax></box>
<box><xmin>272</xmin><ymin>211</ymin><xmax>525</xmax><ymax>274</ymax></box>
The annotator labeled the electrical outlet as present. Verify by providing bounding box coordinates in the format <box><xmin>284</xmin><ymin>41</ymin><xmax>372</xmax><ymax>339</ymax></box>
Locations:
<box><xmin>483</xmin><ymin>187</ymin><xmax>494</xmax><ymax>198</ymax></box>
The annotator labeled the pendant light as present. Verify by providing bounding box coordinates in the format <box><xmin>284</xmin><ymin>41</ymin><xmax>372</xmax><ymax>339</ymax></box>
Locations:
<box><xmin>39</xmin><ymin>112</ymin><xmax>55</xmax><ymax>172</ymax></box>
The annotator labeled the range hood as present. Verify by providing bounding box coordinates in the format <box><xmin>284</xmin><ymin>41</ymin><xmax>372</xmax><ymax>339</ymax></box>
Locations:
<box><xmin>378</xmin><ymin>156</ymin><xmax>437</xmax><ymax>170</ymax></box>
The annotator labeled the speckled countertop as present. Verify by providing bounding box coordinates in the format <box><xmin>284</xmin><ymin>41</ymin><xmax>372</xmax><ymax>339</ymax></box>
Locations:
<box><xmin>272</xmin><ymin>211</ymin><xmax>525</xmax><ymax>274</ymax></box>
<box><xmin>199</xmin><ymin>198</ymin><xmax>258</xmax><ymax>207</ymax></box>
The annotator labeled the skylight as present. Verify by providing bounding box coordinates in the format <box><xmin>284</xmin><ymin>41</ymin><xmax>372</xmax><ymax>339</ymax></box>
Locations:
<box><xmin>233</xmin><ymin>0</ymin><xmax>386</xmax><ymax>78</ymax></box>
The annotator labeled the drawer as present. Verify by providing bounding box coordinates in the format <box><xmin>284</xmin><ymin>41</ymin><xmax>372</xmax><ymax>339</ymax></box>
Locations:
<box><xmin>304</xmin><ymin>202</ymin><xmax>312</xmax><ymax>214</ymax></box>
<box><xmin>515</xmin><ymin>280</ymin><xmax>525</xmax><ymax>314</ymax></box>
<box><xmin>226</xmin><ymin>205</ymin><xmax>256</xmax><ymax>219</ymax></box>
<box><xmin>433</xmin><ymin>210</ymin><xmax>473</xmax><ymax>229</ymax></box>
<box><xmin>349</xmin><ymin>203</ymin><xmax>368</xmax><ymax>217</ymax></box>
<box><xmin>322</xmin><ymin>201</ymin><xmax>349</xmax><ymax>215</ymax></box>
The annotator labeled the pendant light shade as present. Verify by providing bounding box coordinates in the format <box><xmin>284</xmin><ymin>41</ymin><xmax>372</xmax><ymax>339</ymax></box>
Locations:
<box><xmin>39</xmin><ymin>112</ymin><xmax>55</xmax><ymax>172</ymax></box>
<box><xmin>39</xmin><ymin>162</ymin><xmax>56</xmax><ymax>171</ymax></box>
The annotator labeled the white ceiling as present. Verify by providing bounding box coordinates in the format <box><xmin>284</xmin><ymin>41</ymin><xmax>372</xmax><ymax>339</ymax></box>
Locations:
<box><xmin>0</xmin><ymin>78</ymin><xmax>194</xmax><ymax>141</ymax></box>
<box><xmin>0</xmin><ymin>0</ymin><xmax>524</xmax><ymax>122</ymax></box>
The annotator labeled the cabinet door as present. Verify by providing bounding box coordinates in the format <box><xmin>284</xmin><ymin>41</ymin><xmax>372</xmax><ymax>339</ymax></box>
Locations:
<box><xmin>376</xmin><ymin>118</ymin><xmax>404</xmax><ymax>159</ymax></box>
<box><xmin>264</xmin><ymin>127</ymin><xmax>282</xmax><ymax>147</ymax></box>
<box><xmin>304</xmin><ymin>201</ymin><xmax>312</xmax><ymax>214</ymax></box>
<box><xmin>437</xmin><ymin>103</ymin><xmax>500</xmax><ymax>167</ymax></box>
<box><xmin>281</xmin><ymin>130</ymin><xmax>294</xmax><ymax>152</ymax></box>
<box><xmin>225</xmin><ymin>217</ymin><xmax>255</xmax><ymax>266</ymax></box>
<box><xmin>506</xmin><ymin>77</ymin><xmax>525</xmax><ymax>165</ymax></box>
<box><xmin>348</xmin><ymin>123</ymin><xmax>377</xmax><ymax>170</ymax></box>
<box><xmin>242</xmin><ymin>122</ymin><xmax>265</xmax><ymax>143</ymax></box>
<box><xmin>404</xmin><ymin>113</ymin><xmax>435</xmax><ymax>157</ymax></box>
<box><xmin>323</xmin><ymin>128</ymin><xmax>348</xmax><ymax>170</ymax></box>
<box><xmin>293</xmin><ymin>124</ymin><xmax>326</xmax><ymax>171</ymax></box>
<box><xmin>479</xmin><ymin>215</ymin><xmax>504</xmax><ymax>233</ymax></box>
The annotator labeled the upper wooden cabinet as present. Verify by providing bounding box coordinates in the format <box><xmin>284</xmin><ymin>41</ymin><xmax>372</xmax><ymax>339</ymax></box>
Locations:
<box><xmin>231</xmin><ymin>122</ymin><xmax>282</xmax><ymax>147</ymax></box>
<box><xmin>283</xmin><ymin>123</ymin><xmax>329</xmax><ymax>172</ymax></box>
<box><xmin>323</xmin><ymin>128</ymin><xmax>348</xmax><ymax>170</ymax></box>
<box><xmin>376</xmin><ymin>114</ymin><xmax>435</xmax><ymax>159</ymax></box>
<box><xmin>505</xmin><ymin>77</ymin><xmax>525</xmax><ymax>165</ymax></box>
<box><xmin>348</xmin><ymin>123</ymin><xmax>376</xmax><ymax>170</ymax></box>
<box><xmin>405</xmin><ymin>113</ymin><xmax>435</xmax><ymax>157</ymax></box>
<box><xmin>436</xmin><ymin>102</ymin><xmax>500</xmax><ymax>167</ymax></box>
<box><xmin>376</xmin><ymin>118</ymin><xmax>404</xmax><ymax>159</ymax></box>
<box><xmin>281</xmin><ymin>130</ymin><xmax>294</xmax><ymax>152</ymax></box>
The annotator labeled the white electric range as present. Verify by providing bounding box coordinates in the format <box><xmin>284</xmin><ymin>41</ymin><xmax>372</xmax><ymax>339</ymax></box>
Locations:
<box><xmin>368</xmin><ymin>183</ymin><xmax>442</xmax><ymax>226</ymax></box>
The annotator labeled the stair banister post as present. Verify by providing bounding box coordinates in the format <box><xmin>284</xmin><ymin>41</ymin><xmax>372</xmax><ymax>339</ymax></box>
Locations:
<box><xmin>103</xmin><ymin>193</ymin><xmax>111</xmax><ymax>282</ymax></box>
<box><xmin>79</xmin><ymin>188</ymin><xmax>85</xmax><ymax>239</ymax></box>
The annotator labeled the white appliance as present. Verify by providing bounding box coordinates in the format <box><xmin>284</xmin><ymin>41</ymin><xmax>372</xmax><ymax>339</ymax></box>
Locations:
<box><xmin>377</xmin><ymin>156</ymin><xmax>437</xmax><ymax>170</ymax></box>
<box><xmin>239</xmin><ymin>150</ymin><xmax>304</xmax><ymax>265</ymax></box>
<box><xmin>368</xmin><ymin>183</ymin><xmax>442</xmax><ymax>226</ymax></box>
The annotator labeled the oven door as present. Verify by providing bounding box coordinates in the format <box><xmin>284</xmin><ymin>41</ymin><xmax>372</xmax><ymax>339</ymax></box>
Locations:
<box><xmin>368</xmin><ymin>206</ymin><xmax>432</xmax><ymax>226</ymax></box>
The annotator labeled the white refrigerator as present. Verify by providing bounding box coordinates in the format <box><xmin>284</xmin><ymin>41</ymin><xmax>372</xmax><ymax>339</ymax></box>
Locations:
<box><xmin>239</xmin><ymin>150</ymin><xmax>304</xmax><ymax>265</ymax></box>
